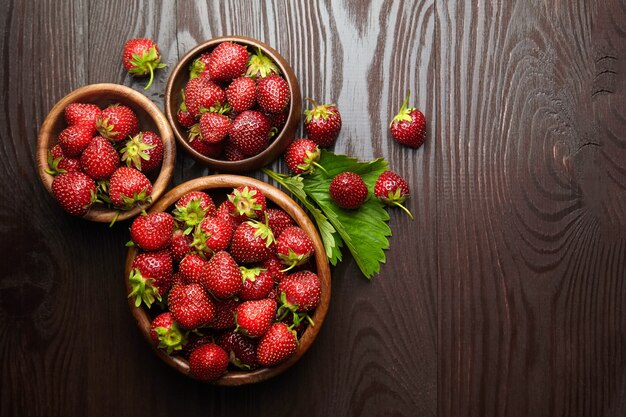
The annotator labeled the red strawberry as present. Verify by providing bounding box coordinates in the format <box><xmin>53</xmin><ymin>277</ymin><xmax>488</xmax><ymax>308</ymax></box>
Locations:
<box><xmin>189</xmin><ymin>52</ymin><xmax>212</xmax><ymax>79</ymax></box>
<box><xmin>229</xmin><ymin>110</ymin><xmax>271</xmax><ymax>156</ymax></box>
<box><xmin>266</xmin><ymin>111</ymin><xmax>288</xmax><ymax>130</ymax></box>
<box><xmin>226</xmin><ymin>77</ymin><xmax>256</xmax><ymax>112</ymax></box>
<box><xmin>210</xmin><ymin>298</ymin><xmax>239</xmax><ymax>330</ymax></box>
<box><xmin>129</xmin><ymin>212</ymin><xmax>174</xmax><ymax>251</ymax></box>
<box><xmin>235</xmin><ymin>298</ymin><xmax>276</xmax><ymax>338</ymax></box>
<box><xmin>172</xmin><ymin>190</ymin><xmax>215</xmax><ymax>233</ymax></box>
<box><xmin>215</xmin><ymin>200</ymin><xmax>241</xmax><ymax>232</ymax></box>
<box><xmin>245</xmin><ymin>47</ymin><xmax>280</xmax><ymax>78</ymax></box>
<box><xmin>374</xmin><ymin>170</ymin><xmax>414</xmax><ymax>219</ymax></box>
<box><xmin>192</xmin><ymin>217</ymin><xmax>233</xmax><ymax>255</ymax></box>
<box><xmin>224</xmin><ymin>142</ymin><xmax>247</xmax><ymax>161</ymax></box>
<box><xmin>284</xmin><ymin>138</ymin><xmax>326</xmax><ymax>175</ymax></box>
<box><xmin>390</xmin><ymin>91</ymin><xmax>426</xmax><ymax>148</ymax></box>
<box><xmin>185</xmin><ymin>78</ymin><xmax>227</xmax><ymax>118</ymax></box>
<box><xmin>177</xmin><ymin>191</ymin><xmax>216</xmax><ymax>216</ymax></box>
<box><xmin>58</xmin><ymin>124</ymin><xmax>94</xmax><ymax>157</ymax></box>
<box><xmin>227</xmin><ymin>185</ymin><xmax>267</xmax><ymax>221</ymax></box>
<box><xmin>64</xmin><ymin>103</ymin><xmax>101</xmax><ymax>131</ymax></box>
<box><xmin>120</xmin><ymin>131</ymin><xmax>163</xmax><ymax>173</ymax></box>
<box><xmin>276</xmin><ymin>226</ymin><xmax>315</xmax><ymax>271</ymax></box>
<box><xmin>122</xmin><ymin>38</ymin><xmax>167</xmax><ymax>90</ymax></box>
<box><xmin>179</xmin><ymin>253</ymin><xmax>207</xmax><ymax>284</ymax></box>
<box><xmin>230</xmin><ymin>220</ymin><xmax>275</xmax><ymax>264</ymax></box>
<box><xmin>203</xmin><ymin>251</ymin><xmax>242</xmax><ymax>299</ymax></box>
<box><xmin>177</xmin><ymin>89</ymin><xmax>196</xmax><ymax>128</ymax></box>
<box><xmin>256</xmin><ymin>322</ymin><xmax>298</xmax><ymax>367</ymax></box>
<box><xmin>256</xmin><ymin>74</ymin><xmax>290</xmax><ymax>114</ymax></box>
<box><xmin>51</xmin><ymin>171</ymin><xmax>96</xmax><ymax>216</ymax></box>
<box><xmin>128</xmin><ymin>250</ymin><xmax>173</xmax><ymax>307</ymax></box>
<box><xmin>168</xmin><ymin>283</ymin><xmax>215</xmax><ymax>330</ymax></box>
<box><xmin>96</xmin><ymin>105</ymin><xmax>139</xmax><ymax>142</ymax></box>
<box><xmin>303</xmin><ymin>98</ymin><xmax>342</xmax><ymax>148</ymax></box>
<box><xmin>180</xmin><ymin>334</ymin><xmax>213</xmax><ymax>360</ymax></box>
<box><xmin>218</xmin><ymin>331</ymin><xmax>258</xmax><ymax>370</ymax></box>
<box><xmin>80</xmin><ymin>136</ymin><xmax>119</xmax><ymax>180</ymax></box>
<box><xmin>328</xmin><ymin>172</ymin><xmax>368</xmax><ymax>209</ymax></box>
<box><xmin>266</xmin><ymin>208</ymin><xmax>294</xmax><ymax>238</ymax></box>
<box><xmin>278</xmin><ymin>270</ymin><xmax>321</xmax><ymax>313</ymax></box>
<box><xmin>188</xmin><ymin>123</ymin><xmax>224</xmax><ymax>158</ymax></box>
<box><xmin>171</xmin><ymin>271</ymin><xmax>189</xmax><ymax>287</ymax></box>
<box><xmin>150</xmin><ymin>312</ymin><xmax>188</xmax><ymax>354</ymax></box>
<box><xmin>46</xmin><ymin>144</ymin><xmax>82</xmax><ymax>175</ymax></box>
<box><xmin>108</xmin><ymin>166</ymin><xmax>152</xmax><ymax>208</ymax></box>
<box><xmin>189</xmin><ymin>343</ymin><xmax>228</xmax><ymax>381</ymax></box>
<box><xmin>262</xmin><ymin>255</ymin><xmax>287</xmax><ymax>283</ymax></box>
<box><xmin>239</xmin><ymin>266</ymin><xmax>274</xmax><ymax>301</ymax></box>
<box><xmin>208</xmin><ymin>41</ymin><xmax>248</xmax><ymax>81</ymax></box>
<box><xmin>199</xmin><ymin>111</ymin><xmax>232</xmax><ymax>144</ymax></box>
<box><xmin>170</xmin><ymin>229</ymin><xmax>193</xmax><ymax>262</ymax></box>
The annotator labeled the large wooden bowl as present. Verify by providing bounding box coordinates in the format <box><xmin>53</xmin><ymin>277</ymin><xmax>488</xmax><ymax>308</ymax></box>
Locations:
<box><xmin>165</xmin><ymin>36</ymin><xmax>302</xmax><ymax>173</ymax></box>
<box><xmin>37</xmin><ymin>83</ymin><xmax>175</xmax><ymax>223</ymax></box>
<box><xmin>124</xmin><ymin>175</ymin><xmax>331</xmax><ymax>385</ymax></box>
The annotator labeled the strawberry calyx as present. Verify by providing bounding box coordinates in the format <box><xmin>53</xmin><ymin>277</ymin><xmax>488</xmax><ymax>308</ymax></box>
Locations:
<box><xmin>228</xmin><ymin>186</ymin><xmax>263</xmax><ymax>219</ymax></box>
<box><xmin>188</xmin><ymin>124</ymin><xmax>202</xmax><ymax>142</ymax></box>
<box><xmin>297</xmin><ymin>147</ymin><xmax>328</xmax><ymax>176</ymax></box>
<box><xmin>120</xmin><ymin>132</ymin><xmax>157</xmax><ymax>171</ymax></box>
<box><xmin>96</xmin><ymin>116</ymin><xmax>120</xmax><ymax>140</ymax></box>
<box><xmin>154</xmin><ymin>322</ymin><xmax>189</xmax><ymax>354</ymax></box>
<box><xmin>128</xmin><ymin>45</ymin><xmax>167</xmax><ymax>90</ymax></box>
<box><xmin>276</xmin><ymin>292</ymin><xmax>315</xmax><ymax>327</ymax></box>
<box><xmin>189</xmin><ymin>228</ymin><xmax>211</xmax><ymax>258</ymax></box>
<box><xmin>240</xmin><ymin>266</ymin><xmax>266</xmax><ymax>283</ymax></box>
<box><xmin>247</xmin><ymin>218</ymin><xmax>276</xmax><ymax>248</ymax></box>
<box><xmin>45</xmin><ymin>151</ymin><xmax>66</xmax><ymax>176</ymax></box>
<box><xmin>246</xmin><ymin>47</ymin><xmax>281</xmax><ymax>79</ymax></box>
<box><xmin>118</xmin><ymin>188</ymin><xmax>152</xmax><ymax>211</ymax></box>
<box><xmin>198</xmin><ymin>102</ymin><xmax>232</xmax><ymax>115</ymax></box>
<box><xmin>390</xmin><ymin>90</ymin><xmax>417</xmax><ymax>127</ymax></box>
<box><xmin>173</xmin><ymin>199</ymin><xmax>208</xmax><ymax>234</ymax></box>
<box><xmin>189</xmin><ymin>58</ymin><xmax>207</xmax><ymax>80</ymax></box>
<box><xmin>278</xmin><ymin>248</ymin><xmax>309</xmax><ymax>272</ymax></box>
<box><xmin>380</xmin><ymin>188</ymin><xmax>414</xmax><ymax>220</ymax></box>
<box><xmin>179</xmin><ymin>89</ymin><xmax>187</xmax><ymax>112</ymax></box>
<box><xmin>230</xmin><ymin>354</ymin><xmax>252</xmax><ymax>371</ymax></box>
<box><xmin>128</xmin><ymin>268</ymin><xmax>162</xmax><ymax>308</ymax></box>
<box><xmin>304</xmin><ymin>97</ymin><xmax>338</xmax><ymax>123</ymax></box>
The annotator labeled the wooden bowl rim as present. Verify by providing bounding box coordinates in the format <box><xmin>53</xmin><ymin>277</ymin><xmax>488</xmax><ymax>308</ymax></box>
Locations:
<box><xmin>36</xmin><ymin>83</ymin><xmax>176</xmax><ymax>223</ymax></box>
<box><xmin>124</xmin><ymin>174</ymin><xmax>331</xmax><ymax>385</ymax></box>
<box><xmin>164</xmin><ymin>36</ymin><xmax>302</xmax><ymax>172</ymax></box>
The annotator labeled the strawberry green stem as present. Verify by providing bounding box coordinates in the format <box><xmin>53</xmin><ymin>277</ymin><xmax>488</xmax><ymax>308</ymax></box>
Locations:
<box><xmin>305</xmin><ymin>97</ymin><xmax>319</xmax><ymax>108</ymax></box>
<box><xmin>144</xmin><ymin>63</ymin><xmax>155</xmax><ymax>90</ymax></box>
<box><xmin>393</xmin><ymin>201</ymin><xmax>414</xmax><ymax>220</ymax></box>
<box><xmin>312</xmin><ymin>161</ymin><xmax>328</xmax><ymax>176</ymax></box>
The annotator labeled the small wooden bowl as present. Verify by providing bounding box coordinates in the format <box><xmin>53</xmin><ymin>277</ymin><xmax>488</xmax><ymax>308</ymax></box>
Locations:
<box><xmin>37</xmin><ymin>83</ymin><xmax>176</xmax><ymax>223</ymax></box>
<box><xmin>165</xmin><ymin>36</ymin><xmax>302</xmax><ymax>172</ymax></box>
<box><xmin>124</xmin><ymin>175</ymin><xmax>331</xmax><ymax>385</ymax></box>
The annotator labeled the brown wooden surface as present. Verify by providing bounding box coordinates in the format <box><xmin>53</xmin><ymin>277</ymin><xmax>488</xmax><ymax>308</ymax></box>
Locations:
<box><xmin>0</xmin><ymin>1</ymin><xmax>624</xmax><ymax>416</ymax></box>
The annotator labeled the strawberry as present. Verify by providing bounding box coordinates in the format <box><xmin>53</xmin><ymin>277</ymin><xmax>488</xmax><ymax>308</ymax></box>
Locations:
<box><xmin>374</xmin><ymin>170</ymin><xmax>414</xmax><ymax>219</ymax></box>
<box><xmin>284</xmin><ymin>138</ymin><xmax>326</xmax><ymax>175</ymax></box>
<box><xmin>178</xmin><ymin>253</ymin><xmax>207</xmax><ymax>284</ymax></box>
<box><xmin>188</xmin><ymin>123</ymin><xmax>224</xmax><ymax>158</ymax></box>
<box><xmin>170</xmin><ymin>229</ymin><xmax>193</xmax><ymax>262</ymax></box>
<box><xmin>192</xmin><ymin>216</ymin><xmax>233</xmax><ymax>255</ymax></box>
<box><xmin>46</xmin><ymin>144</ymin><xmax>82</xmax><ymax>175</ymax></box>
<box><xmin>218</xmin><ymin>330</ymin><xmax>258</xmax><ymax>370</ymax></box>
<box><xmin>120</xmin><ymin>131</ymin><xmax>163</xmax><ymax>173</ymax></box>
<box><xmin>189</xmin><ymin>52</ymin><xmax>212</xmax><ymax>79</ymax></box>
<box><xmin>226</xmin><ymin>76</ymin><xmax>256</xmax><ymax>113</ymax></box>
<box><xmin>150</xmin><ymin>312</ymin><xmax>188</xmax><ymax>354</ymax></box>
<box><xmin>58</xmin><ymin>124</ymin><xmax>94</xmax><ymax>157</ymax></box>
<box><xmin>276</xmin><ymin>226</ymin><xmax>314</xmax><ymax>271</ymax></box>
<box><xmin>168</xmin><ymin>283</ymin><xmax>215</xmax><ymax>330</ymax></box>
<box><xmin>262</xmin><ymin>255</ymin><xmax>287</xmax><ymax>284</ymax></box>
<box><xmin>215</xmin><ymin>200</ymin><xmax>241</xmax><ymax>232</ymax></box>
<box><xmin>390</xmin><ymin>91</ymin><xmax>426</xmax><ymax>148</ymax></box>
<box><xmin>172</xmin><ymin>190</ymin><xmax>215</xmax><ymax>233</ymax></box>
<box><xmin>188</xmin><ymin>343</ymin><xmax>228</xmax><ymax>381</ymax></box>
<box><xmin>278</xmin><ymin>270</ymin><xmax>321</xmax><ymax>313</ymax></box>
<box><xmin>108</xmin><ymin>166</ymin><xmax>152</xmax><ymax>209</ymax></box>
<box><xmin>256</xmin><ymin>322</ymin><xmax>298</xmax><ymax>367</ymax></box>
<box><xmin>122</xmin><ymin>38</ymin><xmax>167</xmax><ymax>90</ymax></box>
<box><xmin>177</xmin><ymin>89</ymin><xmax>196</xmax><ymax>128</ymax></box>
<box><xmin>51</xmin><ymin>171</ymin><xmax>96</xmax><ymax>216</ymax></box>
<box><xmin>246</xmin><ymin>47</ymin><xmax>280</xmax><ymax>78</ymax></box>
<box><xmin>80</xmin><ymin>136</ymin><xmax>119</xmax><ymax>180</ymax></box>
<box><xmin>230</xmin><ymin>220</ymin><xmax>275</xmax><ymax>264</ymax></box>
<box><xmin>199</xmin><ymin>111</ymin><xmax>232</xmax><ymax>144</ymax></box>
<box><xmin>210</xmin><ymin>298</ymin><xmax>239</xmax><ymax>330</ymax></box>
<box><xmin>180</xmin><ymin>334</ymin><xmax>213</xmax><ymax>360</ymax></box>
<box><xmin>303</xmin><ymin>98</ymin><xmax>342</xmax><ymax>148</ymax></box>
<box><xmin>184</xmin><ymin>78</ymin><xmax>227</xmax><ymax>118</ymax></box>
<box><xmin>224</xmin><ymin>142</ymin><xmax>246</xmax><ymax>161</ymax></box>
<box><xmin>266</xmin><ymin>111</ymin><xmax>288</xmax><ymax>130</ymax></box>
<box><xmin>256</xmin><ymin>74</ymin><xmax>290</xmax><ymax>114</ymax></box>
<box><xmin>227</xmin><ymin>185</ymin><xmax>267</xmax><ymax>221</ymax></box>
<box><xmin>208</xmin><ymin>41</ymin><xmax>248</xmax><ymax>82</ymax></box>
<box><xmin>328</xmin><ymin>171</ymin><xmax>368</xmax><ymax>209</ymax></box>
<box><xmin>176</xmin><ymin>191</ymin><xmax>216</xmax><ymax>217</ymax></box>
<box><xmin>64</xmin><ymin>103</ymin><xmax>101</xmax><ymax>131</ymax></box>
<box><xmin>266</xmin><ymin>208</ymin><xmax>294</xmax><ymax>238</ymax></box>
<box><xmin>229</xmin><ymin>110</ymin><xmax>271</xmax><ymax>156</ymax></box>
<box><xmin>129</xmin><ymin>212</ymin><xmax>174</xmax><ymax>251</ymax></box>
<box><xmin>203</xmin><ymin>251</ymin><xmax>242</xmax><ymax>299</ymax></box>
<box><xmin>239</xmin><ymin>266</ymin><xmax>274</xmax><ymax>301</ymax></box>
<box><xmin>128</xmin><ymin>250</ymin><xmax>173</xmax><ymax>308</ymax></box>
<box><xmin>235</xmin><ymin>298</ymin><xmax>276</xmax><ymax>338</ymax></box>
<box><xmin>96</xmin><ymin>105</ymin><xmax>139</xmax><ymax>142</ymax></box>
<box><xmin>171</xmin><ymin>271</ymin><xmax>189</xmax><ymax>287</ymax></box>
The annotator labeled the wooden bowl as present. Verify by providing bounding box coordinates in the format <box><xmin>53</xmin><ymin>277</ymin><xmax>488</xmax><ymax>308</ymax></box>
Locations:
<box><xmin>37</xmin><ymin>83</ymin><xmax>176</xmax><ymax>222</ymax></box>
<box><xmin>165</xmin><ymin>36</ymin><xmax>302</xmax><ymax>172</ymax></box>
<box><xmin>124</xmin><ymin>175</ymin><xmax>331</xmax><ymax>385</ymax></box>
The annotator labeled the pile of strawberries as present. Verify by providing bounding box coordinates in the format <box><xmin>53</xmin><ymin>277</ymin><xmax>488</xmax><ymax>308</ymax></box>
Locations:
<box><xmin>127</xmin><ymin>185</ymin><xmax>321</xmax><ymax>381</ymax></box>
<box><xmin>176</xmin><ymin>41</ymin><xmax>291</xmax><ymax>161</ymax></box>
<box><xmin>48</xmin><ymin>102</ymin><xmax>163</xmax><ymax>216</ymax></box>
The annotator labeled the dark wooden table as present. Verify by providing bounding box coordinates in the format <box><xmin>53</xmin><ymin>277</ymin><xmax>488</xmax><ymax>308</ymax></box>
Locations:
<box><xmin>1</xmin><ymin>1</ymin><xmax>625</xmax><ymax>416</ymax></box>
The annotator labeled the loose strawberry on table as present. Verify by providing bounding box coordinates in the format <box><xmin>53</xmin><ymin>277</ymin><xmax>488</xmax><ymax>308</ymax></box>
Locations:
<box><xmin>374</xmin><ymin>170</ymin><xmax>414</xmax><ymax>220</ymax></box>
<box><xmin>390</xmin><ymin>90</ymin><xmax>426</xmax><ymax>148</ymax></box>
<box><xmin>328</xmin><ymin>171</ymin><xmax>369</xmax><ymax>209</ymax></box>
<box><xmin>122</xmin><ymin>38</ymin><xmax>167</xmax><ymax>90</ymax></box>
<box><xmin>304</xmin><ymin>98</ymin><xmax>342</xmax><ymax>148</ymax></box>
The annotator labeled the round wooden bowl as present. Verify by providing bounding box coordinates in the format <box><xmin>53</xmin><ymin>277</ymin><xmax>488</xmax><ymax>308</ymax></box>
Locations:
<box><xmin>165</xmin><ymin>36</ymin><xmax>302</xmax><ymax>173</ymax></box>
<box><xmin>37</xmin><ymin>83</ymin><xmax>176</xmax><ymax>223</ymax></box>
<box><xmin>124</xmin><ymin>175</ymin><xmax>331</xmax><ymax>385</ymax></box>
